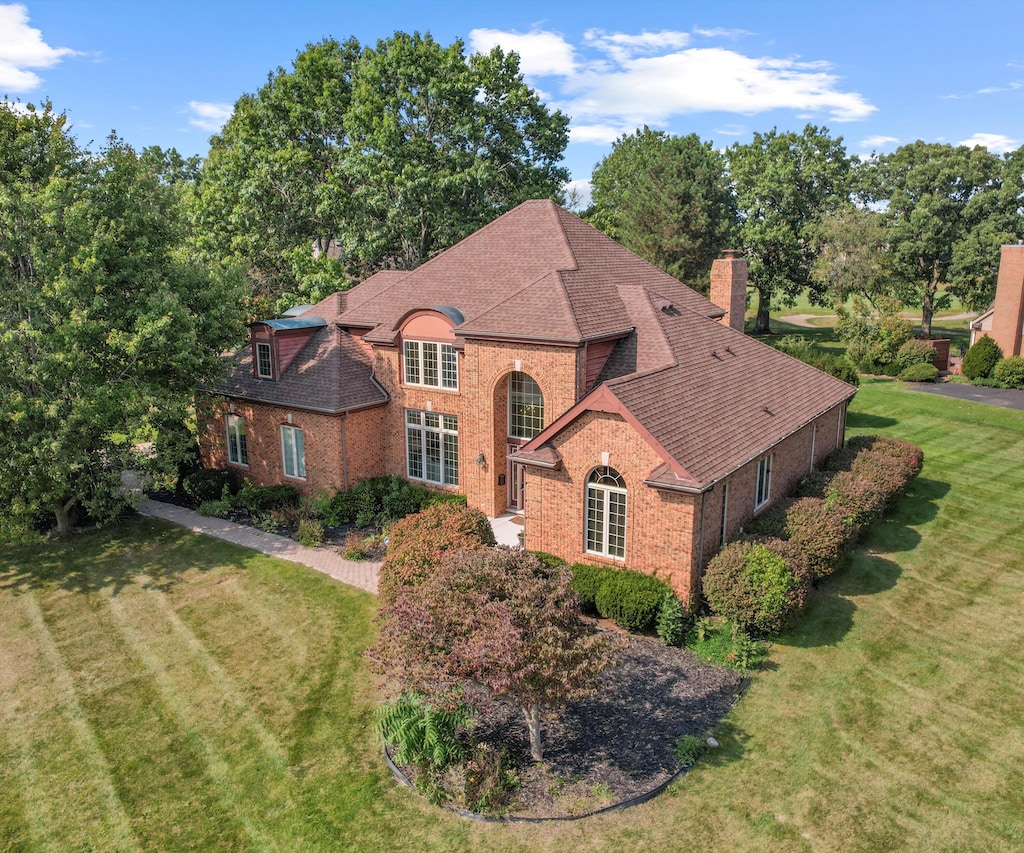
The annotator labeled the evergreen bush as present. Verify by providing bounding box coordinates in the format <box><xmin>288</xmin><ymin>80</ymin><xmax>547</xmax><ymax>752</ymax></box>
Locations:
<box><xmin>594</xmin><ymin>570</ymin><xmax>671</xmax><ymax>632</ymax></box>
<box><xmin>962</xmin><ymin>335</ymin><xmax>1003</xmax><ymax>379</ymax></box>
<box><xmin>994</xmin><ymin>355</ymin><xmax>1024</xmax><ymax>389</ymax></box>
<box><xmin>898</xmin><ymin>363</ymin><xmax>939</xmax><ymax>382</ymax></box>
<box><xmin>894</xmin><ymin>338</ymin><xmax>937</xmax><ymax>372</ymax></box>
<box><xmin>236</xmin><ymin>482</ymin><xmax>300</xmax><ymax>513</ymax></box>
<box><xmin>568</xmin><ymin>563</ymin><xmax>612</xmax><ymax>615</ymax></box>
<box><xmin>182</xmin><ymin>468</ymin><xmax>237</xmax><ymax>504</ymax></box>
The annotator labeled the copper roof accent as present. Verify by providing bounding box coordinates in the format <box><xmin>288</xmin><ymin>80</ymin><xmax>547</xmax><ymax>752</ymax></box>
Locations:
<box><xmin>214</xmin><ymin>325</ymin><xmax>387</xmax><ymax>414</ymax></box>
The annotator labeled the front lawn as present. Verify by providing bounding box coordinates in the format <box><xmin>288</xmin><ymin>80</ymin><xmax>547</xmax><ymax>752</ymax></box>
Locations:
<box><xmin>2</xmin><ymin>378</ymin><xmax>1023</xmax><ymax>851</ymax></box>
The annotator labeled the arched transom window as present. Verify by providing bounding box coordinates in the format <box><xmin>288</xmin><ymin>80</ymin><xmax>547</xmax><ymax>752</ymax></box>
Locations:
<box><xmin>586</xmin><ymin>466</ymin><xmax>626</xmax><ymax>559</ymax></box>
<box><xmin>508</xmin><ymin>372</ymin><xmax>544</xmax><ymax>440</ymax></box>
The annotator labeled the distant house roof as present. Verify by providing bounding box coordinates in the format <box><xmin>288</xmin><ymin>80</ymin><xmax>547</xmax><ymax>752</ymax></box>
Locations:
<box><xmin>515</xmin><ymin>286</ymin><xmax>857</xmax><ymax>492</ymax></box>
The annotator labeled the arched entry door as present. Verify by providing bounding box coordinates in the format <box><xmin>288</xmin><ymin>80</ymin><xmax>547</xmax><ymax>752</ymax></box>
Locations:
<box><xmin>506</xmin><ymin>371</ymin><xmax>544</xmax><ymax>511</ymax></box>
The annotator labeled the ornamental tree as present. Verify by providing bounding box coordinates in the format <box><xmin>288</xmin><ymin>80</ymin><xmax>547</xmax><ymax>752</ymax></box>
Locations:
<box><xmin>0</xmin><ymin>103</ymin><xmax>245</xmax><ymax>536</ymax></box>
<box><xmin>369</xmin><ymin>547</ymin><xmax>622</xmax><ymax>761</ymax></box>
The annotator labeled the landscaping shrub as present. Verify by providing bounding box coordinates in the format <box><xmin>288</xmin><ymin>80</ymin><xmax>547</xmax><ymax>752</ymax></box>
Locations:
<box><xmin>851</xmin><ymin>449</ymin><xmax>915</xmax><ymax>507</ymax></box>
<box><xmin>674</xmin><ymin>734</ymin><xmax>706</xmax><ymax>766</ymax></box>
<box><xmin>822</xmin><ymin>444</ymin><xmax>860</xmax><ymax>473</ymax></box>
<box><xmin>530</xmin><ymin>551</ymin><xmax>568</xmax><ymax>570</ymax></box>
<box><xmin>594</xmin><ymin>569</ymin><xmax>671</xmax><ymax>632</ymax></box>
<box><xmin>568</xmin><ymin>563</ymin><xmax>612</xmax><ymax>615</ymax></box>
<box><xmin>686</xmin><ymin>617</ymin><xmax>769</xmax><ymax>672</ymax></box>
<box><xmin>236</xmin><ymin>482</ymin><xmax>300</xmax><ymax>513</ymax></box>
<box><xmin>746</xmin><ymin>497</ymin><xmax>795</xmax><ymax>538</ymax></box>
<box><xmin>322</xmin><ymin>476</ymin><xmax>466</xmax><ymax>529</ymax></box>
<box><xmin>295</xmin><ymin>519</ymin><xmax>324</xmax><ymax>547</ymax></box>
<box><xmin>198</xmin><ymin>497</ymin><xmax>232</xmax><ymax>518</ymax></box>
<box><xmin>784</xmin><ymin>497</ymin><xmax>856</xmax><ymax>580</ymax></box>
<box><xmin>795</xmin><ymin>469</ymin><xmax>833</xmax><ymax>498</ymax></box>
<box><xmin>962</xmin><ymin>335</ymin><xmax>1003</xmax><ymax>380</ymax></box>
<box><xmin>182</xmin><ymin>468</ymin><xmax>237</xmax><ymax>504</ymax></box>
<box><xmin>994</xmin><ymin>355</ymin><xmax>1024</xmax><ymax>389</ymax></box>
<box><xmin>702</xmin><ymin>538</ymin><xmax>810</xmax><ymax>636</ymax></box>
<box><xmin>656</xmin><ymin>593</ymin><xmax>688</xmax><ymax>646</ymax></box>
<box><xmin>824</xmin><ymin>470</ymin><xmax>887</xmax><ymax>530</ymax></box>
<box><xmin>847</xmin><ymin>435</ymin><xmax>924</xmax><ymax>475</ymax></box>
<box><xmin>378</xmin><ymin>503</ymin><xmax>495</xmax><ymax>602</ymax></box>
<box><xmin>898</xmin><ymin>362</ymin><xmax>939</xmax><ymax>382</ymax></box>
<box><xmin>894</xmin><ymin>338</ymin><xmax>937</xmax><ymax>373</ymax></box>
<box><xmin>804</xmin><ymin>351</ymin><xmax>860</xmax><ymax>386</ymax></box>
<box><xmin>377</xmin><ymin>692</ymin><xmax>473</xmax><ymax>774</ymax></box>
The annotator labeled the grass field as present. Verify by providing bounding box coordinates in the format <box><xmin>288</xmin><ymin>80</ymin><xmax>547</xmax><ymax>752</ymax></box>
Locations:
<box><xmin>2</xmin><ymin>379</ymin><xmax>1023</xmax><ymax>852</ymax></box>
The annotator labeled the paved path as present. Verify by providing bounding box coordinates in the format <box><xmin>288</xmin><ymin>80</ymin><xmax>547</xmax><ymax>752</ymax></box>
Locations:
<box><xmin>905</xmin><ymin>380</ymin><xmax>1024</xmax><ymax>411</ymax></box>
<box><xmin>138</xmin><ymin>499</ymin><xmax>381</xmax><ymax>594</ymax></box>
<box><xmin>778</xmin><ymin>311</ymin><xmax>977</xmax><ymax>329</ymax></box>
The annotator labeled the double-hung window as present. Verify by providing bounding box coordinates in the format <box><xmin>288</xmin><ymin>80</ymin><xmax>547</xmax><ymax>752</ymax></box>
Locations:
<box><xmin>585</xmin><ymin>467</ymin><xmax>626</xmax><ymax>559</ymax></box>
<box><xmin>406</xmin><ymin>410</ymin><xmax>458</xmax><ymax>486</ymax></box>
<box><xmin>225</xmin><ymin>414</ymin><xmax>248</xmax><ymax>466</ymax></box>
<box><xmin>755</xmin><ymin>454</ymin><xmax>772</xmax><ymax>510</ymax></box>
<box><xmin>281</xmin><ymin>425</ymin><xmax>306</xmax><ymax>480</ymax></box>
<box><xmin>404</xmin><ymin>340</ymin><xmax>458</xmax><ymax>390</ymax></box>
<box><xmin>255</xmin><ymin>342</ymin><xmax>273</xmax><ymax>379</ymax></box>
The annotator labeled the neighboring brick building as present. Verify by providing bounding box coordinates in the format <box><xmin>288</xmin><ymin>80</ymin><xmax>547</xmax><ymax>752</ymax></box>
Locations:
<box><xmin>970</xmin><ymin>243</ymin><xmax>1024</xmax><ymax>356</ymax></box>
<box><xmin>200</xmin><ymin>200</ymin><xmax>856</xmax><ymax>604</ymax></box>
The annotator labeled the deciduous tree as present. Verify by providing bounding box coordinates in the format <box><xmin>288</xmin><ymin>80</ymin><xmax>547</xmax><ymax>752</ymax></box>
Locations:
<box><xmin>587</xmin><ymin>127</ymin><xmax>737</xmax><ymax>284</ymax></box>
<box><xmin>729</xmin><ymin>125</ymin><xmax>852</xmax><ymax>333</ymax></box>
<box><xmin>369</xmin><ymin>547</ymin><xmax>621</xmax><ymax>762</ymax></box>
<box><xmin>0</xmin><ymin>104</ymin><xmax>245</xmax><ymax>536</ymax></box>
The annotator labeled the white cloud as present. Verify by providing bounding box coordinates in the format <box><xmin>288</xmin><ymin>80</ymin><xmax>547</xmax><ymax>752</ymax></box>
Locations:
<box><xmin>692</xmin><ymin>27</ymin><xmax>754</xmax><ymax>40</ymax></box>
<box><xmin>714</xmin><ymin>123</ymin><xmax>748</xmax><ymax>137</ymax></box>
<box><xmin>468</xmin><ymin>28</ymin><xmax>577</xmax><ymax>76</ymax></box>
<box><xmin>470</xmin><ymin>27</ymin><xmax>876</xmax><ymax>134</ymax></box>
<box><xmin>187</xmin><ymin>100</ymin><xmax>232</xmax><ymax>132</ymax></box>
<box><xmin>959</xmin><ymin>132</ymin><xmax>1019</xmax><ymax>154</ymax></box>
<box><xmin>0</xmin><ymin>3</ymin><xmax>78</xmax><ymax>92</ymax></box>
<box><xmin>860</xmin><ymin>134</ymin><xmax>900</xmax><ymax>149</ymax></box>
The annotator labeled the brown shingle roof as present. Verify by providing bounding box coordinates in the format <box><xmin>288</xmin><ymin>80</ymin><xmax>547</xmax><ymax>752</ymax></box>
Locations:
<box><xmin>215</xmin><ymin>326</ymin><xmax>386</xmax><ymax>414</ymax></box>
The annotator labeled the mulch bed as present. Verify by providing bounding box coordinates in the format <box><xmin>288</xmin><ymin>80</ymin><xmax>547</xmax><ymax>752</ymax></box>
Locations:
<box><xmin>394</xmin><ymin>632</ymin><xmax>744</xmax><ymax>819</ymax></box>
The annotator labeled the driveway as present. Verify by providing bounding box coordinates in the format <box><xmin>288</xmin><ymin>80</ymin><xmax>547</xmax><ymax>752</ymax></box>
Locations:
<box><xmin>906</xmin><ymin>381</ymin><xmax>1024</xmax><ymax>411</ymax></box>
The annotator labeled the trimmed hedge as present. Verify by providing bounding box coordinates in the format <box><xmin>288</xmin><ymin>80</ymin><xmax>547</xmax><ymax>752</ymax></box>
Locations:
<box><xmin>378</xmin><ymin>503</ymin><xmax>496</xmax><ymax>603</ymax></box>
<box><xmin>898</xmin><ymin>363</ymin><xmax>939</xmax><ymax>382</ymax></box>
<box><xmin>824</xmin><ymin>470</ymin><xmax>887</xmax><ymax>529</ymax></box>
<box><xmin>182</xmin><ymin>468</ymin><xmax>237</xmax><ymax>504</ymax></box>
<box><xmin>746</xmin><ymin>497</ymin><xmax>795</xmax><ymax>538</ymax></box>
<box><xmin>569</xmin><ymin>563</ymin><xmax>674</xmax><ymax>634</ymax></box>
<box><xmin>702</xmin><ymin>538</ymin><xmax>810</xmax><ymax>636</ymax></box>
<box><xmin>323</xmin><ymin>475</ymin><xmax>466</xmax><ymax>529</ymax></box>
<box><xmin>235</xmin><ymin>482</ymin><xmax>300</xmax><ymax>513</ymax></box>
<box><xmin>784</xmin><ymin>497</ymin><xmax>856</xmax><ymax>580</ymax></box>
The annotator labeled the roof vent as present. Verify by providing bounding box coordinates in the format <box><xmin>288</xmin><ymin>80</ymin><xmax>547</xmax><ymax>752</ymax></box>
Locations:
<box><xmin>762</xmin><ymin>405</ymin><xmax>774</xmax><ymax>416</ymax></box>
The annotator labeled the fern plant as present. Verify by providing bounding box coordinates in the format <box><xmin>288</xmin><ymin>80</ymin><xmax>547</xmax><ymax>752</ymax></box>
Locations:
<box><xmin>376</xmin><ymin>693</ymin><xmax>473</xmax><ymax>770</ymax></box>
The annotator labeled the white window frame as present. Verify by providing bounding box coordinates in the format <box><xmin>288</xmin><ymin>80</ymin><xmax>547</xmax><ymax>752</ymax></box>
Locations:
<box><xmin>585</xmin><ymin>467</ymin><xmax>627</xmax><ymax>559</ymax></box>
<box><xmin>755</xmin><ymin>454</ymin><xmax>772</xmax><ymax>510</ymax></box>
<box><xmin>225</xmin><ymin>414</ymin><xmax>248</xmax><ymax>466</ymax></box>
<box><xmin>720</xmin><ymin>482</ymin><xmax>729</xmax><ymax>548</ymax></box>
<box><xmin>508</xmin><ymin>372</ymin><xmax>545</xmax><ymax>440</ymax></box>
<box><xmin>255</xmin><ymin>342</ymin><xmax>273</xmax><ymax>379</ymax></box>
<box><xmin>809</xmin><ymin>423</ymin><xmax>817</xmax><ymax>472</ymax></box>
<box><xmin>280</xmin><ymin>425</ymin><xmax>306</xmax><ymax>480</ymax></box>
<box><xmin>403</xmin><ymin>340</ymin><xmax>458</xmax><ymax>390</ymax></box>
<box><xmin>406</xmin><ymin>409</ymin><xmax>459</xmax><ymax>486</ymax></box>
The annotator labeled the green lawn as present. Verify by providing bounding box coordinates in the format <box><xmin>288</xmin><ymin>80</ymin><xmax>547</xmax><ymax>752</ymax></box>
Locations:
<box><xmin>2</xmin><ymin>379</ymin><xmax>1023</xmax><ymax>851</ymax></box>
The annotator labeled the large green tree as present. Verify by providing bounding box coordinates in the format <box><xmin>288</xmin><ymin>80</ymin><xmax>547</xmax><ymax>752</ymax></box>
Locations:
<box><xmin>809</xmin><ymin>203</ymin><xmax>891</xmax><ymax>306</ymax></box>
<box><xmin>194</xmin><ymin>33</ymin><xmax>570</xmax><ymax>312</ymax></box>
<box><xmin>587</xmin><ymin>127</ymin><xmax>737</xmax><ymax>284</ymax></box>
<box><xmin>0</xmin><ymin>104</ymin><xmax>245</xmax><ymax>536</ymax></box>
<box><xmin>872</xmin><ymin>141</ymin><xmax>1006</xmax><ymax>336</ymax></box>
<box><xmin>729</xmin><ymin>125</ymin><xmax>852</xmax><ymax>333</ymax></box>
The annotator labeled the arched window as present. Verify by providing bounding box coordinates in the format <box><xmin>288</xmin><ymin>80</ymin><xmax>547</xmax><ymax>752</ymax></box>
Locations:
<box><xmin>508</xmin><ymin>372</ymin><xmax>544</xmax><ymax>439</ymax></box>
<box><xmin>585</xmin><ymin>467</ymin><xmax>626</xmax><ymax>559</ymax></box>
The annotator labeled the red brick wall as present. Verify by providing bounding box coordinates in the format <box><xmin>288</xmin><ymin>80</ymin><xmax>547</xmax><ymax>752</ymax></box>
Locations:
<box><xmin>199</xmin><ymin>397</ymin><xmax>346</xmax><ymax>495</ymax></box>
<box><xmin>991</xmin><ymin>244</ymin><xmax>1024</xmax><ymax>358</ymax></box>
<box><xmin>524</xmin><ymin>402</ymin><xmax>849</xmax><ymax>607</ymax></box>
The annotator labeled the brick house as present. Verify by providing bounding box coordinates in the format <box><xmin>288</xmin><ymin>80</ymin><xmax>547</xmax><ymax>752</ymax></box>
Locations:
<box><xmin>200</xmin><ymin>200</ymin><xmax>856</xmax><ymax>604</ymax></box>
<box><xmin>969</xmin><ymin>243</ymin><xmax>1024</xmax><ymax>355</ymax></box>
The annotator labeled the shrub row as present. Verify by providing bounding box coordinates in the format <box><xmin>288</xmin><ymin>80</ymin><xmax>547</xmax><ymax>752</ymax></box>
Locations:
<box><xmin>323</xmin><ymin>475</ymin><xmax>465</xmax><ymax>529</ymax></box>
<box><xmin>569</xmin><ymin>563</ymin><xmax>674</xmax><ymax>633</ymax></box>
<box><xmin>774</xmin><ymin>336</ymin><xmax>859</xmax><ymax>386</ymax></box>
<box><xmin>704</xmin><ymin>434</ymin><xmax>923</xmax><ymax>636</ymax></box>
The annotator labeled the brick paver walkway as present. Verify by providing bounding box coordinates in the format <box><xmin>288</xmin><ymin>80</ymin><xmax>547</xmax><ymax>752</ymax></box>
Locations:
<box><xmin>138</xmin><ymin>499</ymin><xmax>380</xmax><ymax>594</ymax></box>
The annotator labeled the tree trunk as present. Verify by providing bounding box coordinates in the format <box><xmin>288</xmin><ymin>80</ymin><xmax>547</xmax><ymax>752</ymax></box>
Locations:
<box><xmin>53</xmin><ymin>498</ymin><xmax>76</xmax><ymax>536</ymax></box>
<box><xmin>921</xmin><ymin>274</ymin><xmax>938</xmax><ymax>339</ymax></box>
<box><xmin>753</xmin><ymin>286</ymin><xmax>771</xmax><ymax>334</ymax></box>
<box><xmin>523</xmin><ymin>704</ymin><xmax>544</xmax><ymax>762</ymax></box>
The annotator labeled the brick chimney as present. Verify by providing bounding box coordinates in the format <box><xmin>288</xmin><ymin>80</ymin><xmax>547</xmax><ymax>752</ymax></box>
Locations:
<box><xmin>710</xmin><ymin>250</ymin><xmax>747</xmax><ymax>333</ymax></box>
<box><xmin>990</xmin><ymin>243</ymin><xmax>1024</xmax><ymax>357</ymax></box>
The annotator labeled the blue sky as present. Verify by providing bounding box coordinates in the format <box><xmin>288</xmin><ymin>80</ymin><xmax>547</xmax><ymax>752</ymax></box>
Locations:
<box><xmin>5</xmin><ymin>0</ymin><xmax>1024</xmax><ymax>202</ymax></box>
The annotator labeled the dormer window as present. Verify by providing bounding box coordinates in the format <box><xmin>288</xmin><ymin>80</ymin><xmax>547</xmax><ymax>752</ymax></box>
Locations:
<box><xmin>403</xmin><ymin>340</ymin><xmax>458</xmax><ymax>390</ymax></box>
<box><xmin>255</xmin><ymin>342</ymin><xmax>273</xmax><ymax>379</ymax></box>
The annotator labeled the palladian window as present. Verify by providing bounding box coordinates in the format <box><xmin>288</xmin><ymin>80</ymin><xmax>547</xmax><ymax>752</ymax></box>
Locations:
<box><xmin>508</xmin><ymin>372</ymin><xmax>544</xmax><ymax>440</ymax></box>
<box><xmin>585</xmin><ymin>466</ymin><xmax>626</xmax><ymax>559</ymax></box>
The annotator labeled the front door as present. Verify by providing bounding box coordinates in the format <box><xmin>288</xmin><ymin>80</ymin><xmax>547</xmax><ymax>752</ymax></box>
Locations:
<box><xmin>507</xmin><ymin>441</ymin><xmax>525</xmax><ymax>511</ymax></box>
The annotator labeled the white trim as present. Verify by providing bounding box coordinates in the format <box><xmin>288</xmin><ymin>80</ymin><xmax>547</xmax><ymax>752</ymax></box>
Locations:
<box><xmin>225</xmin><ymin>414</ymin><xmax>248</xmax><ymax>467</ymax></box>
<box><xmin>755</xmin><ymin>454</ymin><xmax>772</xmax><ymax>511</ymax></box>
<box><xmin>720</xmin><ymin>482</ymin><xmax>729</xmax><ymax>547</ymax></box>
<box><xmin>280</xmin><ymin>424</ymin><xmax>306</xmax><ymax>480</ymax></box>
<box><xmin>585</xmin><ymin>467</ymin><xmax>627</xmax><ymax>559</ymax></box>
<box><xmin>255</xmin><ymin>342</ymin><xmax>273</xmax><ymax>379</ymax></box>
<box><xmin>403</xmin><ymin>339</ymin><xmax>458</xmax><ymax>390</ymax></box>
<box><xmin>809</xmin><ymin>423</ymin><xmax>817</xmax><ymax>473</ymax></box>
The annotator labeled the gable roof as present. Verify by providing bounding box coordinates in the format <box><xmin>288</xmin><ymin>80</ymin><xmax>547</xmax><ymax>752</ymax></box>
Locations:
<box><xmin>515</xmin><ymin>287</ymin><xmax>857</xmax><ymax>492</ymax></box>
<box><xmin>335</xmin><ymin>199</ymin><xmax>723</xmax><ymax>345</ymax></box>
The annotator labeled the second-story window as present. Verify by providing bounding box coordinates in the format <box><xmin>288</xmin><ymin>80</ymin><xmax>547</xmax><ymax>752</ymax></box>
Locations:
<box><xmin>255</xmin><ymin>342</ymin><xmax>273</xmax><ymax>379</ymax></box>
<box><xmin>404</xmin><ymin>340</ymin><xmax>457</xmax><ymax>390</ymax></box>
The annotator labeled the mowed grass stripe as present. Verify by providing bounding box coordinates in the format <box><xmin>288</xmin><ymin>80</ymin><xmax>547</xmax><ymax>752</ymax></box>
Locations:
<box><xmin>36</xmin><ymin>579</ymin><xmax>252</xmax><ymax>850</ymax></box>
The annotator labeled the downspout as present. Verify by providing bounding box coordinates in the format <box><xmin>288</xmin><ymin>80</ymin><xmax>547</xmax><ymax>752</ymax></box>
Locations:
<box><xmin>340</xmin><ymin>412</ymin><xmax>349</xmax><ymax>491</ymax></box>
<box><xmin>696</xmin><ymin>489</ymin><xmax>707</xmax><ymax>604</ymax></box>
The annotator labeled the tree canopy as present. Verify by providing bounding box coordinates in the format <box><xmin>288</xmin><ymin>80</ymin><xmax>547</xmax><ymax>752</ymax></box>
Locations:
<box><xmin>0</xmin><ymin>103</ymin><xmax>245</xmax><ymax>536</ymax></box>
<box><xmin>871</xmin><ymin>141</ymin><xmax>1010</xmax><ymax>336</ymax></box>
<box><xmin>587</xmin><ymin>127</ymin><xmax>737</xmax><ymax>285</ymax></box>
<box><xmin>728</xmin><ymin>125</ymin><xmax>853</xmax><ymax>333</ymax></box>
<box><xmin>193</xmin><ymin>32</ymin><xmax>570</xmax><ymax>313</ymax></box>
